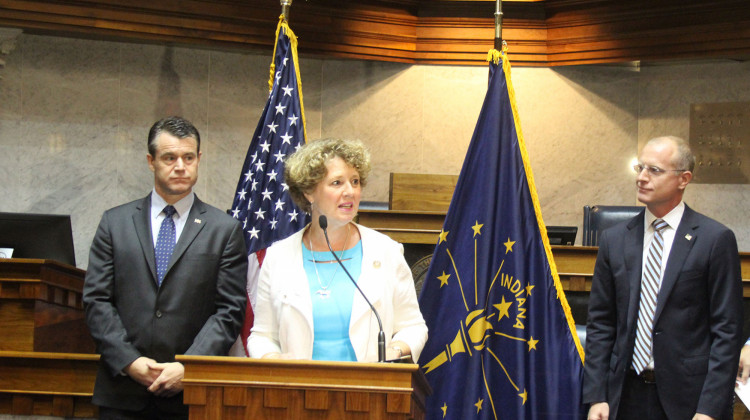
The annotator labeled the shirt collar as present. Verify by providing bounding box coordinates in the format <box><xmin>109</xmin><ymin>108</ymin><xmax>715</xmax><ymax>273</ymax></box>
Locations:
<box><xmin>644</xmin><ymin>201</ymin><xmax>685</xmax><ymax>231</ymax></box>
<box><xmin>151</xmin><ymin>189</ymin><xmax>195</xmax><ymax>218</ymax></box>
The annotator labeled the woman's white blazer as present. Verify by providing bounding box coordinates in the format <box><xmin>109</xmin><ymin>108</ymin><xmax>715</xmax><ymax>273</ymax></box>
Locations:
<box><xmin>248</xmin><ymin>223</ymin><xmax>428</xmax><ymax>362</ymax></box>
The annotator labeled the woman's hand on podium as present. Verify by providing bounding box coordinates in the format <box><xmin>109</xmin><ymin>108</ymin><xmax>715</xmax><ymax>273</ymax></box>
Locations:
<box><xmin>387</xmin><ymin>340</ymin><xmax>412</xmax><ymax>361</ymax></box>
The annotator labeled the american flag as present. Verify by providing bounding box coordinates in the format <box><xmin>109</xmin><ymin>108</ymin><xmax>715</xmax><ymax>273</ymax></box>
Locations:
<box><xmin>229</xmin><ymin>19</ymin><xmax>310</xmax><ymax>356</ymax></box>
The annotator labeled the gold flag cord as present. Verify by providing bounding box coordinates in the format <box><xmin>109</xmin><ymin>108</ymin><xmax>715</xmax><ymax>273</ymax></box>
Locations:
<box><xmin>487</xmin><ymin>44</ymin><xmax>586</xmax><ymax>363</ymax></box>
<box><xmin>269</xmin><ymin>15</ymin><xmax>308</xmax><ymax>144</ymax></box>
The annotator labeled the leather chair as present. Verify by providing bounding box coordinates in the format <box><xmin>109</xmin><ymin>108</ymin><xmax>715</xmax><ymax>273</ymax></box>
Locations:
<box><xmin>582</xmin><ymin>205</ymin><xmax>643</xmax><ymax>246</ymax></box>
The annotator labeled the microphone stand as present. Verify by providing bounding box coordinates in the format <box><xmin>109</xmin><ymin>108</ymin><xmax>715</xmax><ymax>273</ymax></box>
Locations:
<box><xmin>319</xmin><ymin>215</ymin><xmax>387</xmax><ymax>362</ymax></box>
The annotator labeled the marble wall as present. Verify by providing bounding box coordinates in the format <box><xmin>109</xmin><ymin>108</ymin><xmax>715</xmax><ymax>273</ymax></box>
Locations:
<box><xmin>1</xmin><ymin>33</ymin><xmax>749</xmax><ymax>269</ymax></box>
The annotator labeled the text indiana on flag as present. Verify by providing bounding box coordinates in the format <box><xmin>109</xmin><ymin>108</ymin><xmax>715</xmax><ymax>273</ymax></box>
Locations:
<box><xmin>229</xmin><ymin>16</ymin><xmax>310</xmax><ymax>357</ymax></box>
<box><xmin>417</xmin><ymin>45</ymin><xmax>585</xmax><ymax>420</ymax></box>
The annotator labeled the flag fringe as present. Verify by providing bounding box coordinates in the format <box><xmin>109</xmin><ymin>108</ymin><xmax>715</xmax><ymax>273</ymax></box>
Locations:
<box><xmin>488</xmin><ymin>46</ymin><xmax>586</xmax><ymax>363</ymax></box>
<box><xmin>270</xmin><ymin>15</ymin><xmax>308</xmax><ymax>144</ymax></box>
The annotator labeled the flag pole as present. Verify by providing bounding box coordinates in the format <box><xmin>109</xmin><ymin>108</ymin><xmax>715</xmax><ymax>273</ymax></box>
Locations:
<box><xmin>494</xmin><ymin>0</ymin><xmax>503</xmax><ymax>50</ymax></box>
<box><xmin>281</xmin><ymin>0</ymin><xmax>293</xmax><ymax>20</ymax></box>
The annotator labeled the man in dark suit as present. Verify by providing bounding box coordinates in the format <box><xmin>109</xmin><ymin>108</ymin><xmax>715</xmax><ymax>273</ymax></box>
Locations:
<box><xmin>83</xmin><ymin>116</ymin><xmax>248</xmax><ymax>419</ymax></box>
<box><xmin>583</xmin><ymin>136</ymin><xmax>742</xmax><ymax>420</ymax></box>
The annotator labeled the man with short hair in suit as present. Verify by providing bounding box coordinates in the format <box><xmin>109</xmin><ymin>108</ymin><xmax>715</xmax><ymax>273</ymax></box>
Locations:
<box><xmin>83</xmin><ymin>116</ymin><xmax>248</xmax><ymax>420</ymax></box>
<box><xmin>583</xmin><ymin>136</ymin><xmax>743</xmax><ymax>420</ymax></box>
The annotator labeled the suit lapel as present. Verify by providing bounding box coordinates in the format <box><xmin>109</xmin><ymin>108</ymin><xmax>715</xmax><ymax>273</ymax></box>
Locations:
<box><xmin>654</xmin><ymin>206</ymin><xmax>698</xmax><ymax>324</ymax></box>
<box><xmin>164</xmin><ymin>196</ymin><xmax>208</xmax><ymax>281</ymax></box>
<box><xmin>133</xmin><ymin>195</ymin><xmax>158</xmax><ymax>283</ymax></box>
<box><xmin>625</xmin><ymin>212</ymin><xmax>645</xmax><ymax>334</ymax></box>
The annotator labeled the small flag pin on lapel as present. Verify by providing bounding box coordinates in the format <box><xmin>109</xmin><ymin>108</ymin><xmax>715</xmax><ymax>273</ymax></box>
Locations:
<box><xmin>195</xmin><ymin>219</ymin><xmax>202</xmax><ymax>224</ymax></box>
<box><xmin>685</xmin><ymin>234</ymin><xmax>692</xmax><ymax>241</ymax></box>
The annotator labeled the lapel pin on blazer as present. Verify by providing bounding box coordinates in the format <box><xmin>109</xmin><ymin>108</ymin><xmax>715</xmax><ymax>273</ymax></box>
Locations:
<box><xmin>685</xmin><ymin>234</ymin><xmax>692</xmax><ymax>241</ymax></box>
<box><xmin>195</xmin><ymin>218</ymin><xmax>202</xmax><ymax>224</ymax></box>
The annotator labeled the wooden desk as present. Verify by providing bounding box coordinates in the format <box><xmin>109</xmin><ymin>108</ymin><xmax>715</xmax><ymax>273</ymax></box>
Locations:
<box><xmin>552</xmin><ymin>246</ymin><xmax>750</xmax><ymax>295</ymax></box>
<box><xmin>0</xmin><ymin>259</ymin><xmax>97</xmax><ymax>417</ymax></box>
<box><xmin>0</xmin><ymin>259</ymin><xmax>94</xmax><ymax>353</ymax></box>
<box><xmin>0</xmin><ymin>351</ymin><xmax>98</xmax><ymax>418</ymax></box>
<box><xmin>357</xmin><ymin>209</ymin><xmax>446</xmax><ymax>245</ymax></box>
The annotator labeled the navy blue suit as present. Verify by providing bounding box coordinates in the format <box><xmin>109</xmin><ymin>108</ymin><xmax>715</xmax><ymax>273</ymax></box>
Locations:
<box><xmin>583</xmin><ymin>205</ymin><xmax>742</xmax><ymax>419</ymax></box>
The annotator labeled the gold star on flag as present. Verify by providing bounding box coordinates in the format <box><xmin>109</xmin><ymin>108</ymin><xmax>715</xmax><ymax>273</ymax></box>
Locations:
<box><xmin>438</xmin><ymin>271</ymin><xmax>451</xmax><ymax>288</ymax></box>
<box><xmin>475</xmin><ymin>398</ymin><xmax>483</xmax><ymax>413</ymax></box>
<box><xmin>494</xmin><ymin>295</ymin><xmax>513</xmax><ymax>320</ymax></box>
<box><xmin>519</xmin><ymin>389</ymin><xmax>528</xmax><ymax>405</ymax></box>
<box><xmin>526</xmin><ymin>284</ymin><xmax>535</xmax><ymax>296</ymax></box>
<box><xmin>504</xmin><ymin>238</ymin><xmax>516</xmax><ymax>254</ymax></box>
<box><xmin>527</xmin><ymin>336</ymin><xmax>539</xmax><ymax>351</ymax></box>
<box><xmin>438</xmin><ymin>229</ymin><xmax>449</xmax><ymax>244</ymax></box>
<box><xmin>471</xmin><ymin>221</ymin><xmax>483</xmax><ymax>237</ymax></box>
<box><xmin>441</xmin><ymin>402</ymin><xmax>447</xmax><ymax>417</ymax></box>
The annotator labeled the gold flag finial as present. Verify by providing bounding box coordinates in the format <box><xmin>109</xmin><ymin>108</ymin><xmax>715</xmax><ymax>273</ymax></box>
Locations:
<box><xmin>281</xmin><ymin>0</ymin><xmax>293</xmax><ymax>21</ymax></box>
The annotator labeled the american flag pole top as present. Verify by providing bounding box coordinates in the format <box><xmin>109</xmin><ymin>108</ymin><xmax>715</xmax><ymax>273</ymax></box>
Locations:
<box><xmin>494</xmin><ymin>0</ymin><xmax>504</xmax><ymax>51</ymax></box>
<box><xmin>281</xmin><ymin>0</ymin><xmax>293</xmax><ymax>21</ymax></box>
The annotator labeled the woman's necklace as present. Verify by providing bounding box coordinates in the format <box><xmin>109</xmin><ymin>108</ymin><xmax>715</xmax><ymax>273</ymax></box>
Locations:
<box><xmin>309</xmin><ymin>223</ymin><xmax>350</xmax><ymax>299</ymax></box>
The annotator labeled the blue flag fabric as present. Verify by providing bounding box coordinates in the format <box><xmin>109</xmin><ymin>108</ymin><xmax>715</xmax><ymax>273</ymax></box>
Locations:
<box><xmin>230</xmin><ymin>18</ymin><xmax>310</xmax><ymax>355</ymax></box>
<box><xmin>418</xmin><ymin>48</ymin><xmax>584</xmax><ymax>420</ymax></box>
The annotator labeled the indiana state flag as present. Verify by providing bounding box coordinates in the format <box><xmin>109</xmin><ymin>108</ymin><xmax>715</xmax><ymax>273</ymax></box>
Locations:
<box><xmin>418</xmin><ymin>46</ymin><xmax>584</xmax><ymax>419</ymax></box>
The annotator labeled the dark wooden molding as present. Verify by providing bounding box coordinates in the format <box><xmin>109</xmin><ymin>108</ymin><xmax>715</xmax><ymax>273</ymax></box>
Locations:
<box><xmin>544</xmin><ymin>0</ymin><xmax>750</xmax><ymax>65</ymax></box>
<box><xmin>0</xmin><ymin>0</ymin><xmax>749</xmax><ymax>65</ymax></box>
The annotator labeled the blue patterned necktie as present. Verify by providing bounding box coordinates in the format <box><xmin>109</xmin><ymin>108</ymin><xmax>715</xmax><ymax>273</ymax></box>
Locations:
<box><xmin>155</xmin><ymin>205</ymin><xmax>177</xmax><ymax>286</ymax></box>
<box><xmin>632</xmin><ymin>218</ymin><xmax>669</xmax><ymax>374</ymax></box>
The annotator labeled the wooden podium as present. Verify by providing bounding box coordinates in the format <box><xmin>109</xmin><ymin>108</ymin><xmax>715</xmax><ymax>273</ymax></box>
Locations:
<box><xmin>0</xmin><ymin>258</ymin><xmax>95</xmax><ymax>353</ymax></box>
<box><xmin>177</xmin><ymin>355</ymin><xmax>431</xmax><ymax>420</ymax></box>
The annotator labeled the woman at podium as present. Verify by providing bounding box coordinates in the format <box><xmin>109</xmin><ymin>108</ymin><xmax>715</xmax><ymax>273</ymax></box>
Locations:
<box><xmin>247</xmin><ymin>138</ymin><xmax>428</xmax><ymax>362</ymax></box>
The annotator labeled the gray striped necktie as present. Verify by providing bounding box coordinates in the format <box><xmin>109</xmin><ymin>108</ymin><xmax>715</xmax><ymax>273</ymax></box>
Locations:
<box><xmin>632</xmin><ymin>218</ymin><xmax>669</xmax><ymax>374</ymax></box>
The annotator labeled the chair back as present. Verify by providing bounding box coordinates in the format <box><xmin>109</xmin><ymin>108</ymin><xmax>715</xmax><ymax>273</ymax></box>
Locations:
<box><xmin>582</xmin><ymin>205</ymin><xmax>643</xmax><ymax>246</ymax></box>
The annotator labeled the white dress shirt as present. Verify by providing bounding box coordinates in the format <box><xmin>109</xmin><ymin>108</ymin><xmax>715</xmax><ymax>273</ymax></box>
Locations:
<box><xmin>641</xmin><ymin>200</ymin><xmax>685</xmax><ymax>369</ymax></box>
<box><xmin>150</xmin><ymin>189</ymin><xmax>195</xmax><ymax>246</ymax></box>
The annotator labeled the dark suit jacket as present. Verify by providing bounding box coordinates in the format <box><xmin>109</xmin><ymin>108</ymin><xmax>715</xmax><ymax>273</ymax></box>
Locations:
<box><xmin>83</xmin><ymin>194</ymin><xmax>248</xmax><ymax>412</ymax></box>
<box><xmin>583</xmin><ymin>205</ymin><xmax>742</xmax><ymax>419</ymax></box>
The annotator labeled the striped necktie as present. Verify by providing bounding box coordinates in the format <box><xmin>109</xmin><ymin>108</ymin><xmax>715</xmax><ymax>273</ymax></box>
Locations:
<box><xmin>632</xmin><ymin>218</ymin><xmax>669</xmax><ymax>374</ymax></box>
<box><xmin>155</xmin><ymin>205</ymin><xmax>177</xmax><ymax>286</ymax></box>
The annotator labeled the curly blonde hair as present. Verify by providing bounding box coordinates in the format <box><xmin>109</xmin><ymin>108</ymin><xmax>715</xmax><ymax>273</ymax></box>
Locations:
<box><xmin>284</xmin><ymin>138</ymin><xmax>371</xmax><ymax>213</ymax></box>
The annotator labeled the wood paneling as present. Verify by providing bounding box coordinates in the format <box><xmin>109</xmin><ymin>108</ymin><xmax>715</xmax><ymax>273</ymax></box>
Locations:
<box><xmin>389</xmin><ymin>173</ymin><xmax>458</xmax><ymax>212</ymax></box>
<box><xmin>1</xmin><ymin>0</ymin><xmax>749</xmax><ymax>65</ymax></box>
<box><xmin>544</xmin><ymin>0</ymin><xmax>750</xmax><ymax>65</ymax></box>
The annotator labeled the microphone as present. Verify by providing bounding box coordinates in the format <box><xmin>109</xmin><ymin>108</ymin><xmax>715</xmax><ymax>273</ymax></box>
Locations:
<box><xmin>319</xmin><ymin>215</ymin><xmax>387</xmax><ymax>362</ymax></box>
